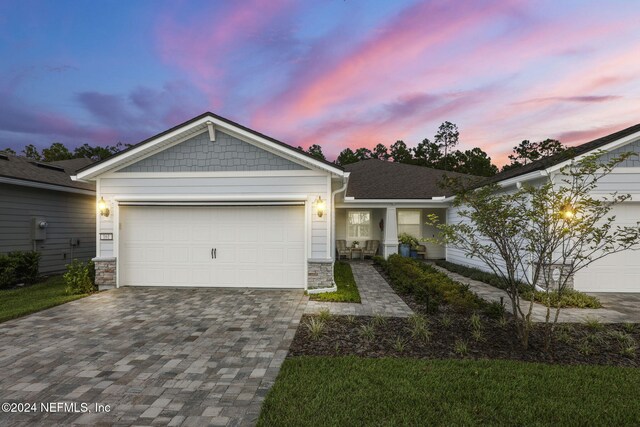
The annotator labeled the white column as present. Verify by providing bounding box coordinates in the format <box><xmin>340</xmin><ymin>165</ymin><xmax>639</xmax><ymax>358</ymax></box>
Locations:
<box><xmin>382</xmin><ymin>207</ymin><xmax>398</xmax><ymax>258</ymax></box>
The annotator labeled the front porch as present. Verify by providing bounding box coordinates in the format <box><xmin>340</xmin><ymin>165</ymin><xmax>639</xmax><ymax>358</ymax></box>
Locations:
<box><xmin>334</xmin><ymin>206</ymin><xmax>447</xmax><ymax>259</ymax></box>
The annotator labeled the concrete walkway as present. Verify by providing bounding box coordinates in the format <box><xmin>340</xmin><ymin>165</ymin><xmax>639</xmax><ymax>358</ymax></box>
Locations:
<box><xmin>0</xmin><ymin>287</ymin><xmax>307</xmax><ymax>427</ymax></box>
<box><xmin>430</xmin><ymin>263</ymin><xmax>640</xmax><ymax>323</ymax></box>
<box><xmin>305</xmin><ymin>261</ymin><xmax>414</xmax><ymax>317</ymax></box>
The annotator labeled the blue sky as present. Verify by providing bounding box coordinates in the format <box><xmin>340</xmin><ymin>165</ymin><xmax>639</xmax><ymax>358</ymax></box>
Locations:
<box><xmin>1</xmin><ymin>0</ymin><xmax>639</xmax><ymax>164</ymax></box>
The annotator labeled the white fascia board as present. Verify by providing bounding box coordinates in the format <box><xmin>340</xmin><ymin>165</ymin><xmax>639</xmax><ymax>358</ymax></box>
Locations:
<box><xmin>0</xmin><ymin>176</ymin><xmax>95</xmax><ymax>195</ymax></box>
<box><xmin>545</xmin><ymin>131</ymin><xmax>640</xmax><ymax>175</ymax></box>
<box><xmin>75</xmin><ymin>113</ymin><xmax>346</xmax><ymax>181</ymax></box>
<box><xmin>341</xmin><ymin>198</ymin><xmax>451</xmax><ymax>204</ymax></box>
<box><xmin>495</xmin><ymin>170</ymin><xmax>548</xmax><ymax>188</ymax></box>
<box><xmin>112</xmin><ymin>194</ymin><xmax>309</xmax><ymax>202</ymax></box>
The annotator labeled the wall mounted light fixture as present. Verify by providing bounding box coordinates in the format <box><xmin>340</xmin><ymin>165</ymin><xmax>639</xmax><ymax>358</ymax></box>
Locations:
<box><xmin>315</xmin><ymin>195</ymin><xmax>326</xmax><ymax>218</ymax></box>
<box><xmin>98</xmin><ymin>196</ymin><xmax>110</xmax><ymax>217</ymax></box>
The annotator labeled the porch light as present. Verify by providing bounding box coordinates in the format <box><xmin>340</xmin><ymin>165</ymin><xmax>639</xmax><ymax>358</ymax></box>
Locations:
<box><xmin>98</xmin><ymin>197</ymin><xmax>110</xmax><ymax>217</ymax></box>
<box><xmin>560</xmin><ymin>204</ymin><xmax>575</xmax><ymax>221</ymax></box>
<box><xmin>315</xmin><ymin>196</ymin><xmax>326</xmax><ymax>218</ymax></box>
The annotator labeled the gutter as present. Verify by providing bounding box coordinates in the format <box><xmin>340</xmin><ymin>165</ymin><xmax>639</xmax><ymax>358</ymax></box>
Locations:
<box><xmin>330</xmin><ymin>172</ymin><xmax>350</xmax><ymax>284</ymax></box>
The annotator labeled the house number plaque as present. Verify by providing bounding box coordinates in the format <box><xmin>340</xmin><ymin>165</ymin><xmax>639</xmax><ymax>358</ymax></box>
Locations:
<box><xmin>99</xmin><ymin>233</ymin><xmax>113</xmax><ymax>241</ymax></box>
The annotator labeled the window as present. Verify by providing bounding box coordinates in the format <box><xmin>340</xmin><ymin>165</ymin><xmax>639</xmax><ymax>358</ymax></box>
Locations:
<box><xmin>347</xmin><ymin>210</ymin><xmax>371</xmax><ymax>240</ymax></box>
<box><xmin>398</xmin><ymin>210</ymin><xmax>421</xmax><ymax>238</ymax></box>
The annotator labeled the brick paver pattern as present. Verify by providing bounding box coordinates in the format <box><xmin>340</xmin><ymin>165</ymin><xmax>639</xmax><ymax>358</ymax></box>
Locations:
<box><xmin>306</xmin><ymin>261</ymin><xmax>414</xmax><ymax>317</ymax></box>
<box><xmin>0</xmin><ymin>287</ymin><xmax>306</xmax><ymax>426</ymax></box>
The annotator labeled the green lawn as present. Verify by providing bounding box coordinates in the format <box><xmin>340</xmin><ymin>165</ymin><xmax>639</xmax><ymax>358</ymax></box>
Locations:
<box><xmin>259</xmin><ymin>356</ymin><xmax>640</xmax><ymax>426</ymax></box>
<box><xmin>309</xmin><ymin>261</ymin><xmax>361</xmax><ymax>303</ymax></box>
<box><xmin>0</xmin><ymin>276</ymin><xmax>89</xmax><ymax>323</ymax></box>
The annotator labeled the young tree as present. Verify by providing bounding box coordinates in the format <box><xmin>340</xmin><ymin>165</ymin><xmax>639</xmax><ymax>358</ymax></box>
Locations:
<box><xmin>371</xmin><ymin>143</ymin><xmax>390</xmax><ymax>160</ymax></box>
<box><xmin>389</xmin><ymin>140</ymin><xmax>413</xmax><ymax>163</ymax></box>
<box><xmin>434</xmin><ymin>121</ymin><xmax>459</xmax><ymax>170</ymax></box>
<box><xmin>430</xmin><ymin>151</ymin><xmax>640</xmax><ymax>349</ymax></box>
<box><xmin>336</xmin><ymin>148</ymin><xmax>359</xmax><ymax>166</ymax></box>
<box><xmin>1</xmin><ymin>147</ymin><xmax>16</xmax><ymax>155</ymax></box>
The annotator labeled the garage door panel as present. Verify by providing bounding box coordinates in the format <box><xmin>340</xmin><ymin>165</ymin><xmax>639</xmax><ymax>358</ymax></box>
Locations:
<box><xmin>574</xmin><ymin>203</ymin><xmax>640</xmax><ymax>292</ymax></box>
<box><xmin>120</xmin><ymin>206</ymin><xmax>305</xmax><ymax>288</ymax></box>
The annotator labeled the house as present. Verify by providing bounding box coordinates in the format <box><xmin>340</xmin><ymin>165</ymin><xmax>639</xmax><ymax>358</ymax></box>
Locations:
<box><xmin>73</xmin><ymin>112</ymin><xmax>640</xmax><ymax>293</ymax></box>
<box><xmin>0</xmin><ymin>154</ymin><xmax>96</xmax><ymax>274</ymax></box>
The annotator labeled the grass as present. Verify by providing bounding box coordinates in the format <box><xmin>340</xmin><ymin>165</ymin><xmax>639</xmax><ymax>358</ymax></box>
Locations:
<box><xmin>0</xmin><ymin>276</ymin><xmax>88</xmax><ymax>323</ymax></box>
<box><xmin>258</xmin><ymin>356</ymin><xmax>640</xmax><ymax>426</ymax></box>
<box><xmin>309</xmin><ymin>261</ymin><xmax>361</xmax><ymax>303</ymax></box>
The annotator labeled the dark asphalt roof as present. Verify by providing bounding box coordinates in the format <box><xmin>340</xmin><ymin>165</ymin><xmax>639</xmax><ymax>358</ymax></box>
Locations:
<box><xmin>344</xmin><ymin>159</ymin><xmax>475</xmax><ymax>199</ymax></box>
<box><xmin>0</xmin><ymin>153</ymin><xmax>95</xmax><ymax>191</ymax></box>
<box><xmin>482</xmin><ymin>122</ymin><xmax>640</xmax><ymax>185</ymax></box>
<box><xmin>75</xmin><ymin>112</ymin><xmax>344</xmax><ymax>175</ymax></box>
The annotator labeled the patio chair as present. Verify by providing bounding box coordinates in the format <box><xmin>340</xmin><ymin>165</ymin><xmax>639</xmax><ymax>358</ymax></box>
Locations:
<box><xmin>363</xmin><ymin>240</ymin><xmax>380</xmax><ymax>258</ymax></box>
<box><xmin>336</xmin><ymin>240</ymin><xmax>350</xmax><ymax>260</ymax></box>
<box><xmin>415</xmin><ymin>244</ymin><xmax>427</xmax><ymax>260</ymax></box>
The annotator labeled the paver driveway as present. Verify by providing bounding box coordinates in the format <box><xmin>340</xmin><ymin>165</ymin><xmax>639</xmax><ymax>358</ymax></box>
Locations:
<box><xmin>0</xmin><ymin>287</ymin><xmax>307</xmax><ymax>426</ymax></box>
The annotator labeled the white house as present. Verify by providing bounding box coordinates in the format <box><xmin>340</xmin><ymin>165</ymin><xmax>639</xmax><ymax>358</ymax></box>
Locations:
<box><xmin>73</xmin><ymin>113</ymin><xmax>640</xmax><ymax>293</ymax></box>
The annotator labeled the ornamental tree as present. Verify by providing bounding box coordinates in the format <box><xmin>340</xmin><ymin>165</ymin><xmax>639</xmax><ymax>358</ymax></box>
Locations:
<box><xmin>429</xmin><ymin>151</ymin><xmax>640</xmax><ymax>349</ymax></box>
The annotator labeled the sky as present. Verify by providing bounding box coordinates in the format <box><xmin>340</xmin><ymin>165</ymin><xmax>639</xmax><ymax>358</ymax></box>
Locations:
<box><xmin>1</xmin><ymin>0</ymin><xmax>639</xmax><ymax>166</ymax></box>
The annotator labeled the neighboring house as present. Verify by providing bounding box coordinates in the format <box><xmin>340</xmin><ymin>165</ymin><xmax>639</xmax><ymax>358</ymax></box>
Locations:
<box><xmin>0</xmin><ymin>154</ymin><xmax>96</xmax><ymax>274</ymax></box>
<box><xmin>73</xmin><ymin>112</ymin><xmax>640</xmax><ymax>293</ymax></box>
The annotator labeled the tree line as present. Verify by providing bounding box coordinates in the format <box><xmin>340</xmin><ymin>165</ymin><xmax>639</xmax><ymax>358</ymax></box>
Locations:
<box><xmin>3</xmin><ymin>121</ymin><xmax>566</xmax><ymax>176</ymax></box>
<box><xmin>299</xmin><ymin>121</ymin><xmax>566</xmax><ymax>176</ymax></box>
<box><xmin>2</xmin><ymin>142</ymin><xmax>130</xmax><ymax>162</ymax></box>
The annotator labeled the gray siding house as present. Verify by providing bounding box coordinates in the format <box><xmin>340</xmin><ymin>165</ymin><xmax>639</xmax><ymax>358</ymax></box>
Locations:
<box><xmin>0</xmin><ymin>154</ymin><xmax>96</xmax><ymax>274</ymax></box>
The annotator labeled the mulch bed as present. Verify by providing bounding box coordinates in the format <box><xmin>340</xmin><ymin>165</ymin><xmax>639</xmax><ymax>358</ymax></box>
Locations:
<box><xmin>288</xmin><ymin>264</ymin><xmax>639</xmax><ymax>367</ymax></box>
<box><xmin>290</xmin><ymin>313</ymin><xmax>640</xmax><ymax>367</ymax></box>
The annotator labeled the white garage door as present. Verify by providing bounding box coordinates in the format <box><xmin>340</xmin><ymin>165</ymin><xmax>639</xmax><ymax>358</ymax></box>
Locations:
<box><xmin>574</xmin><ymin>203</ymin><xmax>640</xmax><ymax>292</ymax></box>
<box><xmin>119</xmin><ymin>205</ymin><xmax>305</xmax><ymax>288</ymax></box>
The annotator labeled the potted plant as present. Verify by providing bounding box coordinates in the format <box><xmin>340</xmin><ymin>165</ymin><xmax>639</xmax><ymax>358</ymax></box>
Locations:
<box><xmin>351</xmin><ymin>241</ymin><xmax>360</xmax><ymax>249</ymax></box>
<box><xmin>398</xmin><ymin>233</ymin><xmax>418</xmax><ymax>257</ymax></box>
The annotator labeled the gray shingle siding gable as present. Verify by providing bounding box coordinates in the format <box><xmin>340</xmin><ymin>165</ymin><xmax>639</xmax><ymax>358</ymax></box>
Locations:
<box><xmin>598</xmin><ymin>139</ymin><xmax>640</xmax><ymax>167</ymax></box>
<box><xmin>118</xmin><ymin>130</ymin><xmax>307</xmax><ymax>172</ymax></box>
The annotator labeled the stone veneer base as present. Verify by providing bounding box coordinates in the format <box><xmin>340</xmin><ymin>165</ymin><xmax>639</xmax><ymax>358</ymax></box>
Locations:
<box><xmin>307</xmin><ymin>259</ymin><xmax>335</xmax><ymax>291</ymax></box>
<box><xmin>93</xmin><ymin>257</ymin><xmax>117</xmax><ymax>291</ymax></box>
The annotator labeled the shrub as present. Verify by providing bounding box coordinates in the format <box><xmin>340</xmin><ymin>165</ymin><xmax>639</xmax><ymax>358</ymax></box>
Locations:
<box><xmin>317</xmin><ymin>308</ymin><xmax>332</xmax><ymax>322</ymax></box>
<box><xmin>0</xmin><ymin>251</ymin><xmax>40</xmax><ymax>288</ymax></box>
<box><xmin>64</xmin><ymin>259</ymin><xmax>96</xmax><ymax>295</ymax></box>
<box><xmin>379</xmin><ymin>255</ymin><xmax>485</xmax><ymax>313</ymax></box>
<box><xmin>435</xmin><ymin>259</ymin><xmax>602</xmax><ymax>309</ymax></box>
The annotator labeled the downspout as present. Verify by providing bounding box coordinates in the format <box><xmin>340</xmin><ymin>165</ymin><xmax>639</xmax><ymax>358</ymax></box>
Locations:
<box><xmin>330</xmin><ymin>173</ymin><xmax>350</xmax><ymax>280</ymax></box>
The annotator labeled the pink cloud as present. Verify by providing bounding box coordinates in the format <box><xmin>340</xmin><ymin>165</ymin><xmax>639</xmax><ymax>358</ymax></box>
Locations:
<box><xmin>252</xmin><ymin>0</ymin><xmax>522</xmax><ymax>130</ymax></box>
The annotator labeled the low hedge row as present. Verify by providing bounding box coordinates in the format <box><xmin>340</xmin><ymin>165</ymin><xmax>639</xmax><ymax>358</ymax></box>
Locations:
<box><xmin>434</xmin><ymin>260</ymin><xmax>601</xmax><ymax>309</ymax></box>
<box><xmin>0</xmin><ymin>251</ymin><xmax>40</xmax><ymax>288</ymax></box>
<box><xmin>374</xmin><ymin>255</ymin><xmax>504</xmax><ymax>317</ymax></box>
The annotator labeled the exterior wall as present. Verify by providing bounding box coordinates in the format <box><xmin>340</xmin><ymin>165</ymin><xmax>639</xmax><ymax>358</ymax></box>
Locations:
<box><xmin>98</xmin><ymin>174</ymin><xmax>330</xmax><ymax>261</ymax></box>
<box><xmin>118</xmin><ymin>130</ymin><xmax>306</xmax><ymax>172</ymax></box>
<box><xmin>0</xmin><ymin>183</ymin><xmax>96</xmax><ymax>274</ymax></box>
<box><xmin>420</xmin><ymin>208</ymin><xmax>446</xmax><ymax>259</ymax></box>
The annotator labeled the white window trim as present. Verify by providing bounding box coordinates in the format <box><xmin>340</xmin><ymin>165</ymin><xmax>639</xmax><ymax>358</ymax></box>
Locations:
<box><xmin>347</xmin><ymin>209</ymin><xmax>372</xmax><ymax>240</ymax></box>
<box><xmin>397</xmin><ymin>209</ymin><xmax>422</xmax><ymax>238</ymax></box>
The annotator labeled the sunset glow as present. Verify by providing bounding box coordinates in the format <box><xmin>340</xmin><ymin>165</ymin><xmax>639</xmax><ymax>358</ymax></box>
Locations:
<box><xmin>1</xmin><ymin>0</ymin><xmax>639</xmax><ymax>165</ymax></box>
